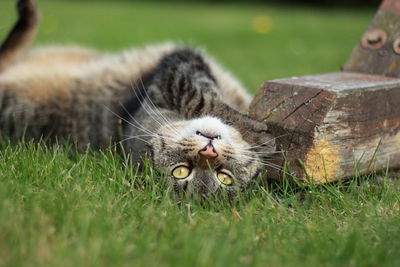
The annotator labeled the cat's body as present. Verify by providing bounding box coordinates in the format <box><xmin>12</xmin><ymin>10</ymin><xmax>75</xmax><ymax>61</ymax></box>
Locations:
<box><xmin>0</xmin><ymin>43</ymin><xmax>251</xmax><ymax>147</ymax></box>
<box><xmin>0</xmin><ymin>0</ymin><xmax>275</xmax><ymax>197</ymax></box>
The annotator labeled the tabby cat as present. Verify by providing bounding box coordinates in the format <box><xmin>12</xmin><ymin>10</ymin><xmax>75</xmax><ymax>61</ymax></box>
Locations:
<box><xmin>0</xmin><ymin>0</ymin><xmax>276</xmax><ymax>197</ymax></box>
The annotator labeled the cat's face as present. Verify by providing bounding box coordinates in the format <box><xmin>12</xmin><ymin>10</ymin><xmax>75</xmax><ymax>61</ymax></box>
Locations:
<box><xmin>150</xmin><ymin>116</ymin><xmax>265</xmax><ymax>197</ymax></box>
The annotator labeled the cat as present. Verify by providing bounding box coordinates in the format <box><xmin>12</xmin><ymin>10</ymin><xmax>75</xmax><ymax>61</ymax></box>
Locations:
<box><xmin>0</xmin><ymin>0</ymin><xmax>276</xmax><ymax>198</ymax></box>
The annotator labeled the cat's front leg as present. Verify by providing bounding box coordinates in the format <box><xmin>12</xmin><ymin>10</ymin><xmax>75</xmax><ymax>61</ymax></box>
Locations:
<box><xmin>203</xmin><ymin>101</ymin><xmax>276</xmax><ymax>154</ymax></box>
<box><xmin>146</xmin><ymin>48</ymin><xmax>276</xmax><ymax>153</ymax></box>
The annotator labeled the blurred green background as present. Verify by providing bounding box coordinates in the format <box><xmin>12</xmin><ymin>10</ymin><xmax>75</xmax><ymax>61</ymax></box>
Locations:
<box><xmin>0</xmin><ymin>0</ymin><xmax>375</xmax><ymax>93</ymax></box>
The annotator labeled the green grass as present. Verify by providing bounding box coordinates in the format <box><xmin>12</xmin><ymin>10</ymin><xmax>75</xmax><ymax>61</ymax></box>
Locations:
<box><xmin>1</xmin><ymin>1</ymin><xmax>399</xmax><ymax>266</ymax></box>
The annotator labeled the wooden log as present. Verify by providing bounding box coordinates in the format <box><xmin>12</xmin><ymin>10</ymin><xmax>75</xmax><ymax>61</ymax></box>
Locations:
<box><xmin>343</xmin><ymin>0</ymin><xmax>400</xmax><ymax>77</ymax></box>
<box><xmin>250</xmin><ymin>0</ymin><xmax>400</xmax><ymax>182</ymax></box>
<box><xmin>250</xmin><ymin>72</ymin><xmax>400</xmax><ymax>182</ymax></box>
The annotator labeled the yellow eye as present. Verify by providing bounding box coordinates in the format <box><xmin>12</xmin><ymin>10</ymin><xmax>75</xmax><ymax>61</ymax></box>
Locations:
<box><xmin>172</xmin><ymin>165</ymin><xmax>191</xmax><ymax>179</ymax></box>
<box><xmin>217</xmin><ymin>172</ymin><xmax>233</xmax><ymax>185</ymax></box>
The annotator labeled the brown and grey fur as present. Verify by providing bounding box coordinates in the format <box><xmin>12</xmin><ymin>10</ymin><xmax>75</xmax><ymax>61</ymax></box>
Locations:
<box><xmin>0</xmin><ymin>0</ymin><xmax>276</xmax><ymax>197</ymax></box>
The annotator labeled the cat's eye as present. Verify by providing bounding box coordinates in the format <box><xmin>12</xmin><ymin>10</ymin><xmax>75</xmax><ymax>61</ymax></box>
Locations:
<box><xmin>217</xmin><ymin>171</ymin><xmax>233</xmax><ymax>185</ymax></box>
<box><xmin>172</xmin><ymin>165</ymin><xmax>191</xmax><ymax>179</ymax></box>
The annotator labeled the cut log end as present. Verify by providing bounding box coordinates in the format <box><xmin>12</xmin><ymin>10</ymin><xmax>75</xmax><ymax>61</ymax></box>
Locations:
<box><xmin>250</xmin><ymin>72</ymin><xmax>400</xmax><ymax>183</ymax></box>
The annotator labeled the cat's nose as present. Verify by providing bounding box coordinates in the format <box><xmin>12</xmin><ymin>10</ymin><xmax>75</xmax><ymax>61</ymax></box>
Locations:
<box><xmin>199</xmin><ymin>144</ymin><xmax>218</xmax><ymax>159</ymax></box>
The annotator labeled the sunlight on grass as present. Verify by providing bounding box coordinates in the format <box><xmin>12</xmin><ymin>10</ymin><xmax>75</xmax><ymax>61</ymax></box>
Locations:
<box><xmin>0</xmin><ymin>0</ymin><xmax>399</xmax><ymax>266</ymax></box>
<box><xmin>0</xmin><ymin>141</ymin><xmax>399</xmax><ymax>266</ymax></box>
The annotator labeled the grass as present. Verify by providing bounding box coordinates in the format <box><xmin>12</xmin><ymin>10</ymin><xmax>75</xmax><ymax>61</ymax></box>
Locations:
<box><xmin>0</xmin><ymin>0</ymin><xmax>399</xmax><ymax>266</ymax></box>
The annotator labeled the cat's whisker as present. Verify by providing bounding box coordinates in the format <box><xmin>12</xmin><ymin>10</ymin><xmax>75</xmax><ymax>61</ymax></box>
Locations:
<box><xmin>116</xmin><ymin>103</ymin><xmax>158</xmax><ymax>136</ymax></box>
<box><xmin>130</xmin><ymin>82</ymin><xmax>173</xmax><ymax>132</ymax></box>
<box><xmin>241</xmin><ymin>134</ymin><xmax>289</xmax><ymax>150</ymax></box>
<box><xmin>121</xmin><ymin>134</ymin><xmax>160</xmax><ymax>140</ymax></box>
<box><xmin>119</xmin><ymin>134</ymin><xmax>160</xmax><ymax>144</ymax></box>
<box><xmin>235</xmin><ymin>153</ymin><xmax>285</xmax><ymax>172</ymax></box>
<box><xmin>117</xmin><ymin>136</ymin><xmax>152</xmax><ymax>146</ymax></box>
<box><xmin>258</xmin><ymin>163</ymin><xmax>285</xmax><ymax>173</ymax></box>
<box><xmin>236</xmin><ymin>152</ymin><xmax>285</xmax><ymax>160</ymax></box>
<box><xmin>236</xmin><ymin>152</ymin><xmax>282</xmax><ymax>164</ymax></box>
<box><xmin>109</xmin><ymin>131</ymin><xmax>158</xmax><ymax>150</ymax></box>
<box><xmin>105</xmin><ymin>104</ymin><xmax>177</xmax><ymax>144</ymax></box>
<box><xmin>217</xmin><ymin>144</ymin><xmax>283</xmax><ymax>165</ymax></box>
<box><xmin>238</xmin><ymin>150</ymin><xmax>285</xmax><ymax>155</ymax></box>
<box><xmin>218</xmin><ymin>143</ymin><xmax>284</xmax><ymax>159</ymax></box>
<box><xmin>130</xmin><ymin>80</ymin><xmax>181</xmax><ymax>137</ymax></box>
<box><xmin>103</xmin><ymin>104</ymin><xmax>143</xmax><ymax>131</ymax></box>
<box><xmin>129</xmin><ymin>80</ymin><xmax>171</xmax><ymax>130</ymax></box>
<box><xmin>237</xmin><ymin>155</ymin><xmax>285</xmax><ymax>174</ymax></box>
<box><xmin>138</xmin><ymin>77</ymin><xmax>178</xmax><ymax>128</ymax></box>
<box><xmin>139</xmin><ymin>90</ymin><xmax>182</xmax><ymax>137</ymax></box>
<box><xmin>217</xmin><ymin>144</ymin><xmax>285</xmax><ymax>172</ymax></box>
<box><xmin>258</xmin><ymin>160</ymin><xmax>283</xmax><ymax>169</ymax></box>
<box><xmin>133</xmin><ymin>96</ymin><xmax>181</xmax><ymax>138</ymax></box>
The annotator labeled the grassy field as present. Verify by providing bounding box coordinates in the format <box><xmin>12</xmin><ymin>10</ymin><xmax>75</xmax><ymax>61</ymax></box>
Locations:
<box><xmin>1</xmin><ymin>0</ymin><xmax>400</xmax><ymax>266</ymax></box>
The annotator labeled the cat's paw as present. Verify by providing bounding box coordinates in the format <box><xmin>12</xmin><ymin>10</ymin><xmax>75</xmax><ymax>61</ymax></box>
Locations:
<box><xmin>245</xmin><ymin>120</ymin><xmax>275</xmax><ymax>152</ymax></box>
<box><xmin>233</xmin><ymin>116</ymin><xmax>276</xmax><ymax>154</ymax></box>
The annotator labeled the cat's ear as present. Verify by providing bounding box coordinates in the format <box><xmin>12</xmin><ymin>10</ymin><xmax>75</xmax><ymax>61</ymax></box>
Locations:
<box><xmin>124</xmin><ymin>137</ymin><xmax>155</xmax><ymax>169</ymax></box>
<box><xmin>130</xmin><ymin>148</ymin><xmax>154</xmax><ymax>171</ymax></box>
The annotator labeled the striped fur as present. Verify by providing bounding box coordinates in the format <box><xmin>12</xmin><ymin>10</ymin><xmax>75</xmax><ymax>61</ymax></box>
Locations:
<box><xmin>0</xmin><ymin>0</ymin><xmax>276</xmax><ymax>197</ymax></box>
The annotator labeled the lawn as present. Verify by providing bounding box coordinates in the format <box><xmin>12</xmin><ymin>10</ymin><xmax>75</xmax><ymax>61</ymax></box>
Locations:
<box><xmin>1</xmin><ymin>0</ymin><xmax>399</xmax><ymax>266</ymax></box>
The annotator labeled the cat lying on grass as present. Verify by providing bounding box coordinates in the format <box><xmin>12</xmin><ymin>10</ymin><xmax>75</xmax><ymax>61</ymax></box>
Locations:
<box><xmin>0</xmin><ymin>0</ymin><xmax>276</xmax><ymax>198</ymax></box>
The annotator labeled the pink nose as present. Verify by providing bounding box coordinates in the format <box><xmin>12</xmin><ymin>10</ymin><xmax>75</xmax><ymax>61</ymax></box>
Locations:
<box><xmin>199</xmin><ymin>144</ymin><xmax>218</xmax><ymax>159</ymax></box>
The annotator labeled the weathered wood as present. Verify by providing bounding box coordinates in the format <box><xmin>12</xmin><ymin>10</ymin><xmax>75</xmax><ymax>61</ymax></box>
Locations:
<box><xmin>250</xmin><ymin>72</ymin><xmax>400</xmax><ymax>182</ymax></box>
<box><xmin>343</xmin><ymin>0</ymin><xmax>400</xmax><ymax>77</ymax></box>
<box><xmin>250</xmin><ymin>0</ymin><xmax>400</xmax><ymax>182</ymax></box>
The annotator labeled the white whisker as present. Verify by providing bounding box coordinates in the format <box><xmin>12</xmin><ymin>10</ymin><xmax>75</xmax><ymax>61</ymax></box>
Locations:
<box><xmin>139</xmin><ymin>78</ymin><xmax>178</xmax><ymax>128</ymax></box>
<box><xmin>241</xmin><ymin>134</ymin><xmax>289</xmax><ymax>150</ymax></box>
<box><xmin>104</xmin><ymin>104</ymin><xmax>176</xmax><ymax>144</ymax></box>
<box><xmin>130</xmin><ymin>79</ymin><xmax>181</xmax><ymax>136</ymax></box>
<box><xmin>118</xmin><ymin>135</ymin><xmax>155</xmax><ymax>145</ymax></box>
<box><xmin>238</xmin><ymin>150</ymin><xmax>285</xmax><ymax>155</ymax></box>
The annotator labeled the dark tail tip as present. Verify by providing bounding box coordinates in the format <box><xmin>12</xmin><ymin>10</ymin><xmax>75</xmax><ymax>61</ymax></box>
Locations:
<box><xmin>0</xmin><ymin>0</ymin><xmax>40</xmax><ymax>72</ymax></box>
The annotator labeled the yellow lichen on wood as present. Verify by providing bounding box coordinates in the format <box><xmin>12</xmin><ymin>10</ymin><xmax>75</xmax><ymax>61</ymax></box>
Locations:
<box><xmin>303</xmin><ymin>138</ymin><xmax>340</xmax><ymax>183</ymax></box>
<box><xmin>387</xmin><ymin>61</ymin><xmax>398</xmax><ymax>73</ymax></box>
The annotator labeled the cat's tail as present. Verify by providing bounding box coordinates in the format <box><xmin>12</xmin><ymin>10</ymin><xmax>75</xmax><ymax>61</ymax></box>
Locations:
<box><xmin>0</xmin><ymin>0</ymin><xmax>39</xmax><ymax>72</ymax></box>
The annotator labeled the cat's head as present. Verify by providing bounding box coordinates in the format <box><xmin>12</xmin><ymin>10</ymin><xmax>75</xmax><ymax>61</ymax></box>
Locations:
<box><xmin>149</xmin><ymin>116</ymin><xmax>273</xmax><ymax>198</ymax></box>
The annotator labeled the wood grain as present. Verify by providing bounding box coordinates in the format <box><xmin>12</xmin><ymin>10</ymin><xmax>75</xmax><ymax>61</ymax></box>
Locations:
<box><xmin>250</xmin><ymin>72</ymin><xmax>400</xmax><ymax>182</ymax></box>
